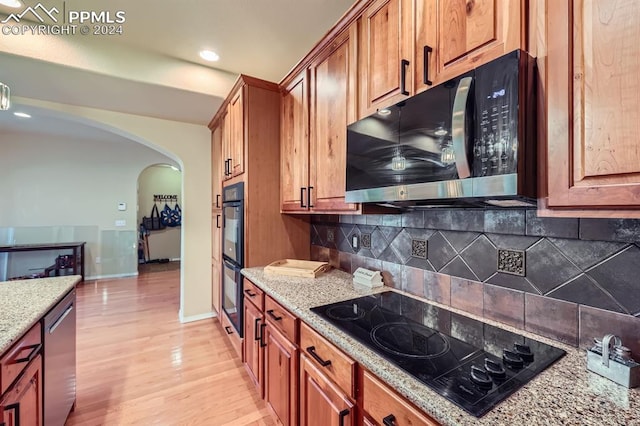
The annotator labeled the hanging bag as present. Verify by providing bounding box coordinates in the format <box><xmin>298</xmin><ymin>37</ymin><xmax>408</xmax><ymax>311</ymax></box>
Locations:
<box><xmin>142</xmin><ymin>204</ymin><xmax>165</xmax><ymax>230</ymax></box>
<box><xmin>160</xmin><ymin>202</ymin><xmax>182</xmax><ymax>227</ymax></box>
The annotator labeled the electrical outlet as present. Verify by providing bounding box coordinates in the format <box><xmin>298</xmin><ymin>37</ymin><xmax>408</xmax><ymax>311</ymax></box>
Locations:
<box><xmin>95</xmin><ymin>256</ymin><xmax>101</xmax><ymax>264</ymax></box>
<box><xmin>351</xmin><ymin>234</ymin><xmax>359</xmax><ymax>249</ymax></box>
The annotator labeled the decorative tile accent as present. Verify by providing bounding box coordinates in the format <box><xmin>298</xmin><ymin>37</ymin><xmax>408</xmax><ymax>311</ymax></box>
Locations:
<box><xmin>497</xmin><ymin>249</ymin><xmax>525</xmax><ymax>276</ymax></box>
<box><xmin>483</xmin><ymin>284</ymin><xmax>524</xmax><ymax>329</ymax></box>
<box><xmin>326</xmin><ymin>228</ymin><xmax>335</xmax><ymax>243</ymax></box>
<box><xmin>525</xmin><ymin>293</ymin><xmax>578</xmax><ymax>346</ymax></box>
<box><xmin>525</xmin><ymin>239</ymin><xmax>581</xmax><ymax>294</ymax></box>
<box><xmin>411</xmin><ymin>239</ymin><xmax>427</xmax><ymax>259</ymax></box>
<box><xmin>389</xmin><ymin>229</ymin><xmax>413</xmax><ymax>264</ymax></box>
<box><xmin>426</xmin><ymin>232</ymin><xmax>457</xmax><ymax>270</ymax></box>
<box><xmin>360</xmin><ymin>233</ymin><xmax>371</xmax><ymax>249</ymax></box>
<box><xmin>587</xmin><ymin>245</ymin><xmax>640</xmax><ymax>314</ymax></box>
<box><xmin>549</xmin><ymin>237</ymin><xmax>626</xmax><ymax>270</ymax></box>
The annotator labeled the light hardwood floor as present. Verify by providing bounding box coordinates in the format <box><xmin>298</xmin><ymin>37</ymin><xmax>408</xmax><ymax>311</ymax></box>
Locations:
<box><xmin>66</xmin><ymin>269</ymin><xmax>275</xmax><ymax>426</ymax></box>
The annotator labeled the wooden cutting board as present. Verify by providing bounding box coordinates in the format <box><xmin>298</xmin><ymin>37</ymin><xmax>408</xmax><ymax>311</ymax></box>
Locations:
<box><xmin>264</xmin><ymin>259</ymin><xmax>330</xmax><ymax>278</ymax></box>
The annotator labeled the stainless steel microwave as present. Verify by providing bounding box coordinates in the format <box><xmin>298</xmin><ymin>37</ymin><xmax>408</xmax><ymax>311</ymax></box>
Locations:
<box><xmin>345</xmin><ymin>50</ymin><xmax>536</xmax><ymax>208</ymax></box>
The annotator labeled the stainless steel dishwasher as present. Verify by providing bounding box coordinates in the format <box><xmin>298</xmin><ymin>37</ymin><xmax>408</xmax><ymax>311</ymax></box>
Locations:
<box><xmin>44</xmin><ymin>288</ymin><xmax>76</xmax><ymax>426</ymax></box>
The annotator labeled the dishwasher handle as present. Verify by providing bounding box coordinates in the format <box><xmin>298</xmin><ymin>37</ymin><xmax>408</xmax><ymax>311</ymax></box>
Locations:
<box><xmin>48</xmin><ymin>305</ymin><xmax>74</xmax><ymax>334</ymax></box>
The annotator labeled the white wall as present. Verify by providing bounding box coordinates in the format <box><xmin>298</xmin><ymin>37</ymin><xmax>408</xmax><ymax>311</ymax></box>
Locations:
<box><xmin>138</xmin><ymin>165</ymin><xmax>182</xmax><ymax>261</ymax></box>
<box><xmin>0</xmin><ymin>130</ymin><xmax>178</xmax><ymax>279</ymax></box>
<box><xmin>14</xmin><ymin>97</ymin><xmax>214</xmax><ymax>322</ymax></box>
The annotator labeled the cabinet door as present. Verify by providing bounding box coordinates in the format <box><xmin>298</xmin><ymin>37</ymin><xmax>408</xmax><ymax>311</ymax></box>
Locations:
<box><xmin>433</xmin><ymin>0</ymin><xmax>522</xmax><ymax>84</ymax></box>
<box><xmin>264</xmin><ymin>323</ymin><xmax>298</xmax><ymax>426</ymax></box>
<box><xmin>309</xmin><ymin>26</ymin><xmax>360</xmax><ymax>213</ymax></box>
<box><xmin>546</xmin><ymin>0</ymin><xmax>640</xmax><ymax>210</ymax></box>
<box><xmin>229</xmin><ymin>89</ymin><xmax>245</xmax><ymax>178</ymax></box>
<box><xmin>359</xmin><ymin>0</ymin><xmax>413</xmax><ymax>117</ymax></box>
<box><xmin>211</xmin><ymin>262</ymin><xmax>221</xmax><ymax>315</ymax></box>
<box><xmin>221</xmin><ymin>110</ymin><xmax>232</xmax><ymax>180</ymax></box>
<box><xmin>281</xmin><ymin>70</ymin><xmax>310</xmax><ymax>212</ymax></box>
<box><xmin>1</xmin><ymin>355</ymin><xmax>43</xmax><ymax>426</ymax></box>
<box><xmin>211</xmin><ymin>125</ymin><xmax>223</xmax><ymax>210</ymax></box>
<box><xmin>243</xmin><ymin>298</ymin><xmax>264</xmax><ymax>397</ymax></box>
<box><xmin>299</xmin><ymin>354</ymin><xmax>354</xmax><ymax>426</ymax></box>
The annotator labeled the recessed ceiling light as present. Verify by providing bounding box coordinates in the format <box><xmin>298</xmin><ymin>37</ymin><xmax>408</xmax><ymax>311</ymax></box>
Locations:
<box><xmin>199</xmin><ymin>50</ymin><xmax>219</xmax><ymax>62</ymax></box>
<box><xmin>14</xmin><ymin>112</ymin><xmax>31</xmax><ymax>118</ymax></box>
<box><xmin>0</xmin><ymin>0</ymin><xmax>22</xmax><ymax>8</ymax></box>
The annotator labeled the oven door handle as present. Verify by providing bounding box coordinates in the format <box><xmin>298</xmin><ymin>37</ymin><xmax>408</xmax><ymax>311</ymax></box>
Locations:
<box><xmin>451</xmin><ymin>76</ymin><xmax>473</xmax><ymax>179</ymax></box>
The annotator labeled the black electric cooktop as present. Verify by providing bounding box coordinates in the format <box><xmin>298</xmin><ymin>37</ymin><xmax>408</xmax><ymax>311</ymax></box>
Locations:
<box><xmin>311</xmin><ymin>291</ymin><xmax>565</xmax><ymax>417</ymax></box>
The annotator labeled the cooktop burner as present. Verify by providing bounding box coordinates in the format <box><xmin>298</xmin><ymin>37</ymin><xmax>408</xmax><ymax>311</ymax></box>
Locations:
<box><xmin>310</xmin><ymin>291</ymin><xmax>566</xmax><ymax>417</ymax></box>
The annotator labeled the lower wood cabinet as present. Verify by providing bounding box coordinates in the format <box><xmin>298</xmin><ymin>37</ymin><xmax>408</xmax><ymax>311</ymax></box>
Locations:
<box><xmin>361</xmin><ymin>369</ymin><xmax>438</xmax><ymax>426</ymax></box>
<box><xmin>243</xmin><ymin>295</ymin><xmax>264</xmax><ymax>397</ymax></box>
<box><xmin>1</xmin><ymin>354</ymin><xmax>43</xmax><ymax>426</ymax></box>
<box><xmin>220</xmin><ymin>311</ymin><xmax>242</xmax><ymax>359</ymax></box>
<box><xmin>264</xmin><ymin>323</ymin><xmax>298</xmax><ymax>426</ymax></box>
<box><xmin>299</xmin><ymin>353</ymin><xmax>354</xmax><ymax>426</ymax></box>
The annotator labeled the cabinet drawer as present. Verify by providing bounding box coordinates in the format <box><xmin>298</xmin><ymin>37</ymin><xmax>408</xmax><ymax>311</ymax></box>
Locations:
<box><xmin>220</xmin><ymin>311</ymin><xmax>242</xmax><ymax>359</ymax></box>
<box><xmin>362</xmin><ymin>369</ymin><xmax>439</xmax><ymax>426</ymax></box>
<box><xmin>1</xmin><ymin>322</ymin><xmax>42</xmax><ymax>395</ymax></box>
<box><xmin>243</xmin><ymin>278</ymin><xmax>264</xmax><ymax>311</ymax></box>
<box><xmin>300</xmin><ymin>322</ymin><xmax>355</xmax><ymax>398</ymax></box>
<box><xmin>265</xmin><ymin>296</ymin><xmax>297</xmax><ymax>343</ymax></box>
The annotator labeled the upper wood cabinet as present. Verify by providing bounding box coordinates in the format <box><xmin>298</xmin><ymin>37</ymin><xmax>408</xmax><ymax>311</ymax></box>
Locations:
<box><xmin>281</xmin><ymin>70</ymin><xmax>310</xmax><ymax>212</ymax></box>
<box><xmin>281</xmin><ymin>24</ymin><xmax>360</xmax><ymax>213</ymax></box>
<box><xmin>543</xmin><ymin>0</ymin><xmax>640</xmax><ymax>214</ymax></box>
<box><xmin>358</xmin><ymin>0</ymin><xmax>413</xmax><ymax>116</ymax></box>
<box><xmin>226</xmin><ymin>89</ymin><xmax>245</xmax><ymax>179</ymax></box>
<box><xmin>358</xmin><ymin>0</ymin><xmax>524</xmax><ymax>114</ymax></box>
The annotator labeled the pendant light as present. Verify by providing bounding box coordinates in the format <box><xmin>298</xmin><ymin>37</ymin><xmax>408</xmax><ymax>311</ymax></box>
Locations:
<box><xmin>391</xmin><ymin>103</ymin><xmax>406</xmax><ymax>171</ymax></box>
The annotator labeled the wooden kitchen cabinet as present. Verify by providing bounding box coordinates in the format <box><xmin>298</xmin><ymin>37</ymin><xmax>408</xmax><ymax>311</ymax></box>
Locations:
<box><xmin>243</xmin><ymin>281</ymin><xmax>265</xmax><ymax>397</ymax></box>
<box><xmin>300</xmin><ymin>353</ymin><xmax>355</xmax><ymax>426</ymax></box>
<box><xmin>264</xmin><ymin>321</ymin><xmax>298</xmax><ymax>426</ymax></box>
<box><xmin>358</xmin><ymin>0</ymin><xmax>413</xmax><ymax>116</ymax></box>
<box><xmin>281</xmin><ymin>70</ymin><xmax>310</xmax><ymax>212</ymax></box>
<box><xmin>224</xmin><ymin>89</ymin><xmax>245</xmax><ymax>179</ymax></box>
<box><xmin>542</xmin><ymin>0</ymin><xmax>640</xmax><ymax>214</ymax></box>
<box><xmin>211</xmin><ymin>123</ymin><xmax>223</xmax><ymax>315</ymax></box>
<box><xmin>1</xmin><ymin>354</ymin><xmax>43</xmax><ymax>426</ymax></box>
<box><xmin>361</xmin><ymin>369</ymin><xmax>438</xmax><ymax>426</ymax></box>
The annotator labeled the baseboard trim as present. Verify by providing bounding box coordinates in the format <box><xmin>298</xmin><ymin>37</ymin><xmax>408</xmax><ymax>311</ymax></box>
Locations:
<box><xmin>85</xmin><ymin>272</ymin><xmax>139</xmax><ymax>281</ymax></box>
<box><xmin>170</xmin><ymin>258</ymin><xmax>181</xmax><ymax>262</ymax></box>
<box><xmin>179</xmin><ymin>310</ymin><xmax>216</xmax><ymax>324</ymax></box>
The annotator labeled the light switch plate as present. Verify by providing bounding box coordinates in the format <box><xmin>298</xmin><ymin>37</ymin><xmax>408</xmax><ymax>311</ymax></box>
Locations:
<box><xmin>115</xmin><ymin>219</ymin><xmax>126</xmax><ymax>227</ymax></box>
<box><xmin>118</xmin><ymin>202</ymin><xmax>127</xmax><ymax>211</ymax></box>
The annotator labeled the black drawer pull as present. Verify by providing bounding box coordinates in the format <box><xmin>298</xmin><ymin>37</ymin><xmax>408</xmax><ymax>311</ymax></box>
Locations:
<box><xmin>216</xmin><ymin>194</ymin><xmax>221</xmax><ymax>208</ymax></box>
<box><xmin>306</xmin><ymin>346</ymin><xmax>332</xmax><ymax>367</ymax></box>
<box><xmin>259</xmin><ymin>323</ymin><xmax>267</xmax><ymax>347</ymax></box>
<box><xmin>14</xmin><ymin>343</ymin><xmax>42</xmax><ymax>364</ymax></box>
<box><xmin>338</xmin><ymin>408</ymin><xmax>350</xmax><ymax>426</ymax></box>
<box><xmin>423</xmin><ymin>45</ymin><xmax>433</xmax><ymax>86</ymax></box>
<box><xmin>400</xmin><ymin>59</ymin><xmax>410</xmax><ymax>95</ymax></box>
<box><xmin>254</xmin><ymin>318</ymin><xmax>262</xmax><ymax>341</ymax></box>
<box><xmin>216</xmin><ymin>214</ymin><xmax>221</xmax><ymax>229</ymax></box>
<box><xmin>383</xmin><ymin>414</ymin><xmax>396</xmax><ymax>426</ymax></box>
<box><xmin>308</xmin><ymin>186</ymin><xmax>314</xmax><ymax>208</ymax></box>
<box><xmin>244</xmin><ymin>289</ymin><xmax>257</xmax><ymax>297</ymax></box>
<box><xmin>224</xmin><ymin>326</ymin><xmax>233</xmax><ymax>335</ymax></box>
<box><xmin>267</xmin><ymin>309</ymin><xmax>282</xmax><ymax>321</ymax></box>
<box><xmin>300</xmin><ymin>187</ymin><xmax>307</xmax><ymax>208</ymax></box>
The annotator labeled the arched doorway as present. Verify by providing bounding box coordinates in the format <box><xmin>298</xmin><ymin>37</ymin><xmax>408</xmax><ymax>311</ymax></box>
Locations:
<box><xmin>137</xmin><ymin>164</ymin><xmax>183</xmax><ymax>273</ymax></box>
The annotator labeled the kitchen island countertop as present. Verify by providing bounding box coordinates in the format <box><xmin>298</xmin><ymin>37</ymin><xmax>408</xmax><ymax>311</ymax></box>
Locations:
<box><xmin>0</xmin><ymin>275</ymin><xmax>80</xmax><ymax>354</ymax></box>
<box><xmin>242</xmin><ymin>266</ymin><xmax>640</xmax><ymax>426</ymax></box>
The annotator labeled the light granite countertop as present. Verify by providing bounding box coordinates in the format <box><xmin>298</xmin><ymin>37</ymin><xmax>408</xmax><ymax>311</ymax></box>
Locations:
<box><xmin>0</xmin><ymin>275</ymin><xmax>80</xmax><ymax>354</ymax></box>
<box><xmin>242</xmin><ymin>267</ymin><xmax>640</xmax><ymax>426</ymax></box>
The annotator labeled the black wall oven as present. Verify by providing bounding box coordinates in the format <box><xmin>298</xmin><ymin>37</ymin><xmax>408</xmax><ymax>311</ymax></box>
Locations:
<box><xmin>221</xmin><ymin>182</ymin><xmax>244</xmax><ymax>336</ymax></box>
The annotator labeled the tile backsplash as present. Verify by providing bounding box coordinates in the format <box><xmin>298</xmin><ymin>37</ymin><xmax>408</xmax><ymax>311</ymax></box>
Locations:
<box><xmin>310</xmin><ymin>209</ymin><xmax>640</xmax><ymax>354</ymax></box>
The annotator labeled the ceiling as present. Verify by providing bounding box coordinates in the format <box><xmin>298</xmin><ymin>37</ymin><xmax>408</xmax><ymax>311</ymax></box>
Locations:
<box><xmin>0</xmin><ymin>0</ymin><xmax>355</xmax><ymax>131</ymax></box>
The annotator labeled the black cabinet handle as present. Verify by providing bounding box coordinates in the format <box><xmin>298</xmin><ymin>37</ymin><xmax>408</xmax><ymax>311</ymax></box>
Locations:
<box><xmin>259</xmin><ymin>323</ymin><xmax>267</xmax><ymax>347</ymax></box>
<box><xmin>300</xmin><ymin>187</ymin><xmax>307</xmax><ymax>208</ymax></box>
<box><xmin>338</xmin><ymin>408</ymin><xmax>350</xmax><ymax>426</ymax></box>
<box><xmin>216</xmin><ymin>214</ymin><xmax>221</xmax><ymax>229</ymax></box>
<box><xmin>267</xmin><ymin>309</ymin><xmax>282</xmax><ymax>321</ymax></box>
<box><xmin>423</xmin><ymin>45</ymin><xmax>433</xmax><ymax>86</ymax></box>
<box><xmin>216</xmin><ymin>194</ymin><xmax>221</xmax><ymax>208</ymax></box>
<box><xmin>306</xmin><ymin>346</ymin><xmax>332</xmax><ymax>367</ymax></box>
<box><xmin>244</xmin><ymin>289</ymin><xmax>256</xmax><ymax>297</ymax></box>
<box><xmin>224</xmin><ymin>159</ymin><xmax>229</xmax><ymax>176</ymax></box>
<box><xmin>383</xmin><ymin>414</ymin><xmax>396</xmax><ymax>426</ymax></box>
<box><xmin>14</xmin><ymin>343</ymin><xmax>42</xmax><ymax>364</ymax></box>
<box><xmin>308</xmin><ymin>186</ymin><xmax>314</xmax><ymax>208</ymax></box>
<box><xmin>254</xmin><ymin>318</ymin><xmax>262</xmax><ymax>341</ymax></box>
<box><xmin>224</xmin><ymin>326</ymin><xmax>233</xmax><ymax>335</ymax></box>
<box><xmin>400</xmin><ymin>59</ymin><xmax>410</xmax><ymax>95</ymax></box>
